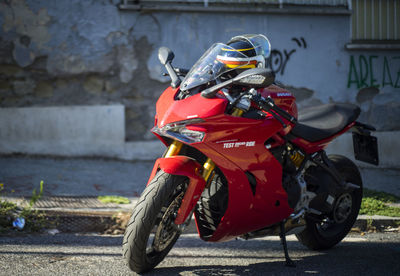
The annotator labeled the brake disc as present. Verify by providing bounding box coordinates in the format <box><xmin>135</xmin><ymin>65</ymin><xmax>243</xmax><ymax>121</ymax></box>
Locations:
<box><xmin>153</xmin><ymin>192</ymin><xmax>184</xmax><ymax>252</ymax></box>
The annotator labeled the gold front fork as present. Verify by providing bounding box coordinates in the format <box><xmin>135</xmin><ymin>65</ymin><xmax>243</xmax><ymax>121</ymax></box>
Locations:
<box><xmin>164</xmin><ymin>140</ymin><xmax>215</xmax><ymax>183</ymax></box>
<box><xmin>165</xmin><ymin>140</ymin><xmax>183</xmax><ymax>157</ymax></box>
<box><xmin>202</xmin><ymin>158</ymin><xmax>216</xmax><ymax>183</ymax></box>
<box><xmin>231</xmin><ymin>107</ymin><xmax>244</xmax><ymax>117</ymax></box>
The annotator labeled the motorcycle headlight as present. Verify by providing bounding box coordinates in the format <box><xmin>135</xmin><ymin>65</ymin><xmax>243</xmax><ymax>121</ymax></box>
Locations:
<box><xmin>152</xmin><ymin>118</ymin><xmax>205</xmax><ymax>144</ymax></box>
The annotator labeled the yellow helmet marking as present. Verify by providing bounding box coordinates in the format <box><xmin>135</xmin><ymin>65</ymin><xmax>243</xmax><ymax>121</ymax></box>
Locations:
<box><xmin>225</xmin><ymin>64</ymin><xmax>256</xmax><ymax>69</ymax></box>
<box><xmin>221</xmin><ymin>47</ymin><xmax>255</xmax><ymax>52</ymax></box>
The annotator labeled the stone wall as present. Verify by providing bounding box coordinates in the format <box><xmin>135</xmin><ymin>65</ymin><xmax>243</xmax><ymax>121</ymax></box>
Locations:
<box><xmin>0</xmin><ymin>0</ymin><xmax>399</xmax><ymax>143</ymax></box>
<box><xmin>0</xmin><ymin>0</ymin><xmax>166</xmax><ymax>141</ymax></box>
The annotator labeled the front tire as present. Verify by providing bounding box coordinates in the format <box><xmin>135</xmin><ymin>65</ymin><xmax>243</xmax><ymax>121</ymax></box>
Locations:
<box><xmin>296</xmin><ymin>155</ymin><xmax>363</xmax><ymax>250</ymax></box>
<box><xmin>122</xmin><ymin>171</ymin><xmax>188</xmax><ymax>273</ymax></box>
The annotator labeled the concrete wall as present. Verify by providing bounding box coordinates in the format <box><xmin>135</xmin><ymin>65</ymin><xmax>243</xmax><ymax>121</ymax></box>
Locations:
<box><xmin>0</xmin><ymin>0</ymin><xmax>399</xmax><ymax>166</ymax></box>
<box><xmin>0</xmin><ymin>105</ymin><xmax>125</xmax><ymax>156</ymax></box>
<box><xmin>325</xmin><ymin>131</ymin><xmax>400</xmax><ymax>169</ymax></box>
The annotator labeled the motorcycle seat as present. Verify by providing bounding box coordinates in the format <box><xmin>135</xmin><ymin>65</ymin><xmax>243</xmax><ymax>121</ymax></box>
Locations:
<box><xmin>290</xmin><ymin>103</ymin><xmax>360</xmax><ymax>142</ymax></box>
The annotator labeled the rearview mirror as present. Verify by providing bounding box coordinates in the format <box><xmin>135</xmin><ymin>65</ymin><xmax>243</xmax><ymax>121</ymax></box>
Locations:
<box><xmin>201</xmin><ymin>68</ymin><xmax>275</xmax><ymax>99</ymax></box>
<box><xmin>233</xmin><ymin>68</ymin><xmax>275</xmax><ymax>88</ymax></box>
<box><xmin>158</xmin><ymin>47</ymin><xmax>175</xmax><ymax>65</ymax></box>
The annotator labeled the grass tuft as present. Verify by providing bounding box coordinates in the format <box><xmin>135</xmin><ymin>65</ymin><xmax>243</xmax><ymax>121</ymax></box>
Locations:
<box><xmin>360</xmin><ymin>188</ymin><xmax>400</xmax><ymax>217</ymax></box>
<box><xmin>98</xmin><ymin>195</ymin><xmax>130</xmax><ymax>205</ymax></box>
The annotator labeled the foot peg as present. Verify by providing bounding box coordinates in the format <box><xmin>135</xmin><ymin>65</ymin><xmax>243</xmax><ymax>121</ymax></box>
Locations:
<box><xmin>279</xmin><ymin>221</ymin><xmax>296</xmax><ymax>267</ymax></box>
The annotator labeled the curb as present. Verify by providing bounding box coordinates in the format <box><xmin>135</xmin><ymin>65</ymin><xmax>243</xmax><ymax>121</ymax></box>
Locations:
<box><xmin>353</xmin><ymin>215</ymin><xmax>400</xmax><ymax>232</ymax></box>
<box><xmin>4</xmin><ymin>196</ymin><xmax>399</xmax><ymax>234</ymax></box>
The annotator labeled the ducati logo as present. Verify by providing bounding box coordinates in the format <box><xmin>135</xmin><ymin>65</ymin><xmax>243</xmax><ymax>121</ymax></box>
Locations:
<box><xmin>223</xmin><ymin>141</ymin><xmax>255</xmax><ymax>149</ymax></box>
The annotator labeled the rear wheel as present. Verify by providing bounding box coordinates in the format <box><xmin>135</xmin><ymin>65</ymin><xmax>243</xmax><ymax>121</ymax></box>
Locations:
<box><xmin>122</xmin><ymin>171</ymin><xmax>188</xmax><ymax>273</ymax></box>
<box><xmin>296</xmin><ymin>155</ymin><xmax>363</xmax><ymax>250</ymax></box>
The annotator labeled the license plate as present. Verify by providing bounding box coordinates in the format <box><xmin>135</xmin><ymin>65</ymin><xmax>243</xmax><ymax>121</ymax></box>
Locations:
<box><xmin>352</xmin><ymin>132</ymin><xmax>379</xmax><ymax>165</ymax></box>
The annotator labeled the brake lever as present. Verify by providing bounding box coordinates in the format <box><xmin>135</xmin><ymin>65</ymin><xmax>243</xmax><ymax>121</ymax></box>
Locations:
<box><xmin>268</xmin><ymin>107</ymin><xmax>287</xmax><ymax>128</ymax></box>
<box><xmin>265</xmin><ymin>96</ymin><xmax>297</xmax><ymax>124</ymax></box>
<box><xmin>250</xmin><ymin>94</ymin><xmax>287</xmax><ymax>128</ymax></box>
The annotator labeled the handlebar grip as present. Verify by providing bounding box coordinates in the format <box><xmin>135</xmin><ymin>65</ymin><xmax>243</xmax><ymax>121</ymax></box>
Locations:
<box><xmin>175</xmin><ymin>68</ymin><xmax>189</xmax><ymax>75</ymax></box>
<box><xmin>271</xmin><ymin>103</ymin><xmax>297</xmax><ymax>123</ymax></box>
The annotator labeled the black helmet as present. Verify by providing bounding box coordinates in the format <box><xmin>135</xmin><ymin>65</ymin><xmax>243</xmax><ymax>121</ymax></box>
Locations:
<box><xmin>217</xmin><ymin>34</ymin><xmax>271</xmax><ymax>72</ymax></box>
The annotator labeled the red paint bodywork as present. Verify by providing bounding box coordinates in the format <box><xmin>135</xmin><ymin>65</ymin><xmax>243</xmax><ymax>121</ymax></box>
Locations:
<box><xmin>155</xmin><ymin>87</ymin><xmax>228</xmax><ymax>128</ymax></box>
<box><xmin>148</xmin><ymin>84</ymin><xmax>355</xmax><ymax>242</ymax></box>
<box><xmin>147</xmin><ymin>156</ymin><xmax>206</xmax><ymax>225</ymax></box>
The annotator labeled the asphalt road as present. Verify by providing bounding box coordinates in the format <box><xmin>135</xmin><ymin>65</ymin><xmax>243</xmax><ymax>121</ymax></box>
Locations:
<box><xmin>0</xmin><ymin>232</ymin><xmax>399</xmax><ymax>276</ymax></box>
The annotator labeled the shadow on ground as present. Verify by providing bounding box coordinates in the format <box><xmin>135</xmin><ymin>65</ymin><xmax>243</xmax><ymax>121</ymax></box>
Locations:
<box><xmin>0</xmin><ymin>233</ymin><xmax>399</xmax><ymax>275</ymax></box>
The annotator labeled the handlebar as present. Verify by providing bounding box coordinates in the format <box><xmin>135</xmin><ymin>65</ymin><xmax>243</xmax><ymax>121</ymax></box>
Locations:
<box><xmin>175</xmin><ymin>68</ymin><xmax>189</xmax><ymax>76</ymax></box>
<box><xmin>162</xmin><ymin>68</ymin><xmax>189</xmax><ymax>78</ymax></box>
<box><xmin>251</xmin><ymin>94</ymin><xmax>297</xmax><ymax>127</ymax></box>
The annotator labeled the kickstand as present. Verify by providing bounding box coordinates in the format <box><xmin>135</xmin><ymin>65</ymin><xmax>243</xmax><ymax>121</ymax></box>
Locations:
<box><xmin>279</xmin><ymin>221</ymin><xmax>296</xmax><ymax>267</ymax></box>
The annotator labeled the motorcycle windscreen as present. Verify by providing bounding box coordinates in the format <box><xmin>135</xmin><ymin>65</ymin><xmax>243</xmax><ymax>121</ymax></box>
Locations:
<box><xmin>180</xmin><ymin>43</ymin><xmax>252</xmax><ymax>92</ymax></box>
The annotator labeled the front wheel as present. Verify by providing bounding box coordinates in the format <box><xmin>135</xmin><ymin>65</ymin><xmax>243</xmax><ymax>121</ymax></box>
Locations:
<box><xmin>122</xmin><ymin>171</ymin><xmax>188</xmax><ymax>273</ymax></box>
<box><xmin>296</xmin><ymin>155</ymin><xmax>363</xmax><ymax>250</ymax></box>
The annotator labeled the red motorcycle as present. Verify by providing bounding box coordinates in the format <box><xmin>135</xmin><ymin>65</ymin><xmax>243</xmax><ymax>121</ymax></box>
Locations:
<box><xmin>122</xmin><ymin>35</ymin><xmax>379</xmax><ymax>273</ymax></box>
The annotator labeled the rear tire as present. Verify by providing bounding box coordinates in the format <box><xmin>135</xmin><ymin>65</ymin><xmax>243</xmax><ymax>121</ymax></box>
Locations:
<box><xmin>296</xmin><ymin>155</ymin><xmax>363</xmax><ymax>250</ymax></box>
<box><xmin>122</xmin><ymin>171</ymin><xmax>188</xmax><ymax>273</ymax></box>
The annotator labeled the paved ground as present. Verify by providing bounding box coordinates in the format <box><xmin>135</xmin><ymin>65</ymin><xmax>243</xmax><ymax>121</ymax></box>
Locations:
<box><xmin>0</xmin><ymin>156</ymin><xmax>152</xmax><ymax>197</ymax></box>
<box><xmin>1</xmin><ymin>155</ymin><xmax>399</xmax><ymax>198</ymax></box>
<box><xmin>0</xmin><ymin>232</ymin><xmax>399</xmax><ymax>276</ymax></box>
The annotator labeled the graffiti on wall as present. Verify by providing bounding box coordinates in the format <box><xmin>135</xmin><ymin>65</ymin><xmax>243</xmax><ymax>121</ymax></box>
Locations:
<box><xmin>347</xmin><ymin>55</ymin><xmax>400</xmax><ymax>89</ymax></box>
<box><xmin>267</xmin><ymin>37</ymin><xmax>307</xmax><ymax>75</ymax></box>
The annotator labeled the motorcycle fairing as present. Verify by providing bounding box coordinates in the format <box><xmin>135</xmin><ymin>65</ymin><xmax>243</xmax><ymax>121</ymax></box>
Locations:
<box><xmin>155</xmin><ymin>86</ymin><xmax>228</xmax><ymax>128</ymax></box>
<box><xmin>196</xmin><ymin>145</ymin><xmax>292</xmax><ymax>242</ymax></box>
<box><xmin>192</xmin><ymin>120</ymin><xmax>293</xmax><ymax>242</ymax></box>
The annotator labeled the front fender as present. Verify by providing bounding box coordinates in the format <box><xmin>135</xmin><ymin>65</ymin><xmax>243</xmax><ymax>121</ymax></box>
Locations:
<box><xmin>147</xmin><ymin>156</ymin><xmax>206</xmax><ymax>225</ymax></box>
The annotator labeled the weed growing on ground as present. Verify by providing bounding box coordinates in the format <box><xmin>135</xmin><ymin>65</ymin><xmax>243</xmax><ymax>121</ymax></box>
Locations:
<box><xmin>360</xmin><ymin>188</ymin><xmax>400</xmax><ymax>217</ymax></box>
<box><xmin>0</xmin><ymin>181</ymin><xmax>53</xmax><ymax>234</ymax></box>
<box><xmin>30</xmin><ymin>180</ymin><xmax>44</xmax><ymax>207</ymax></box>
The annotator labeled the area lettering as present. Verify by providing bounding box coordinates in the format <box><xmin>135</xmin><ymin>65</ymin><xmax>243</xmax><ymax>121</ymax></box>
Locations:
<box><xmin>347</xmin><ymin>55</ymin><xmax>400</xmax><ymax>89</ymax></box>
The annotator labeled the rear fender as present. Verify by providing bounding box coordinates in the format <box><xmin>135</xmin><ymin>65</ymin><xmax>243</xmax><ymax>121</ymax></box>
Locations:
<box><xmin>147</xmin><ymin>156</ymin><xmax>206</xmax><ymax>225</ymax></box>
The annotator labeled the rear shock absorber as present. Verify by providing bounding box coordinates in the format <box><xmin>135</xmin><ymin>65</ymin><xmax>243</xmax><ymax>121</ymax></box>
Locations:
<box><xmin>290</xmin><ymin>150</ymin><xmax>305</xmax><ymax>168</ymax></box>
<box><xmin>287</xmin><ymin>144</ymin><xmax>305</xmax><ymax>168</ymax></box>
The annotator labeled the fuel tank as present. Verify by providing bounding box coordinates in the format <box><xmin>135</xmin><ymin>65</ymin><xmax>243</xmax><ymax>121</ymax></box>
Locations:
<box><xmin>258</xmin><ymin>84</ymin><xmax>298</xmax><ymax>119</ymax></box>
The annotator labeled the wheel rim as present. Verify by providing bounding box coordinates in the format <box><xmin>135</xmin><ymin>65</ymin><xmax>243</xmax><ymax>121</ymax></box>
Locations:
<box><xmin>146</xmin><ymin>180</ymin><xmax>187</xmax><ymax>260</ymax></box>
<box><xmin>316</xmin><ymin>191</ymin><xmax>355</xmax><ymax>237</ymax></box>
<box><xmin>333</xmin><ymin>193</ymin><xmax>352</xmax><ymax>224</ymax></box>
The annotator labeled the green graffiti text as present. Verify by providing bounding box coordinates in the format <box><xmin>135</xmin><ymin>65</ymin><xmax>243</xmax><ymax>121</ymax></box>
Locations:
<box><xmin>347</xmin><ymin>55</ymin><xmax>400</xmax><ymax>89</ymax></box>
